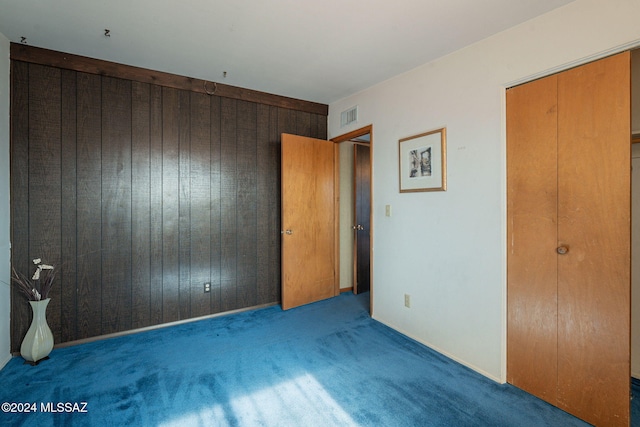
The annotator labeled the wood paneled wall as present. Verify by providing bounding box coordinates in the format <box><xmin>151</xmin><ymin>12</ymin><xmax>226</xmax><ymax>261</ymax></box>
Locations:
<box><xmin>10</xmin><ymin>50</ymin><xmax>327</xmax><ymax>352</ymax></box>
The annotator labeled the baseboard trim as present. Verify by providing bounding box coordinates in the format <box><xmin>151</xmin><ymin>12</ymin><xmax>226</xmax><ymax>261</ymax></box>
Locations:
<box><xmin>373</xmin><ymin>317</ymin><xmax>502</xmax><ymax>384</ymax></box>
<box><xmin>17</xmin><ymin>302</ymin><xmax>279</xmax><ymax>353</ymax></box>
<box><xmin>340</xmin><ymin>287</ymin><xmax>353</xmax><ymax>293</ymax></box>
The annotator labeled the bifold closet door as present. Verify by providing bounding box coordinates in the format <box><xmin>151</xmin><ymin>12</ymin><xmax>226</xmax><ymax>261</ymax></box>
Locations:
<box><xmin>556</xmin><ymin>53</ymin><xmax>630</xmax><ymax>425</ymax></box>
<box><xmin>507</xmin><ymin>73</ymin><xmax>559</xmax><ymax>402</ymax></box>
<box><xmin>507</xmin><ymin>52</ymin><xmax>630</xmax><ymax>427</ymax></box>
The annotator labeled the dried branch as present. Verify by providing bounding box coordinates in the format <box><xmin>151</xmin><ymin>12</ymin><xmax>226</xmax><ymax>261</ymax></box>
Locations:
<box><xmin>10</xmin><ymin>260</ymin><xmax>56</xmax><ymax>301</ymax></box>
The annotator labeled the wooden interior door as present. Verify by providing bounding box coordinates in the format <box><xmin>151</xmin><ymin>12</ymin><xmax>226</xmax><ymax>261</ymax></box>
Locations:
<box><xmin>506</xmin><ymin>73</ymin><xmax>559</xmax><ymax>402</ymax></box>
<box><xmin>507</xmin><ymin>52</ymin><xmax>630</xmax><ymax>427</ymax></box>
<box><xmin>555</xmin><ymin>52</ymin><xmax>630</xmax><ymax>425</ymax></box>
<box><xmin>354</xmin><ymin>144</ymin><xmax>371</xmax><ymax>294</ymax></box>
<box><xmin>281</xmin><ymin>134</ymin><xmax>338</xmax><ymax>310</ymax></box>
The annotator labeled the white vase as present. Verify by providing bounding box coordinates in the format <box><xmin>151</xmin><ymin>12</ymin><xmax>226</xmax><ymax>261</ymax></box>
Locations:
<box><xmin>20</xmin><ymin>298</ymin><xmax>54</xmax><ymax>365</ymax></box>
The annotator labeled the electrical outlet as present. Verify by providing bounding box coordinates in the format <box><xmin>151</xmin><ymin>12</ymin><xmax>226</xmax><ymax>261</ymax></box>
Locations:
<box><xmin>204</xmin><ymin>283</ymin><xmax>211</xmax><ymax>293</ymax></box>
<box><xmin>404</xmin><ymin>293</ymin><xmax>411</xmax><ymax>308</ymax></box>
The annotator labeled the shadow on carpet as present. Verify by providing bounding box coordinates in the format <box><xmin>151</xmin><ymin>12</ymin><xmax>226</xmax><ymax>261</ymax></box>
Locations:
<box><xmin>0</xmin><ymin>293</ymin><xmax>603</xmax><ymax>426</ymax></box>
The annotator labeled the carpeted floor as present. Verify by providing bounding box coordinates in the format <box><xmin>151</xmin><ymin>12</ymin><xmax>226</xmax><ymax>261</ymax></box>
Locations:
<box><xmin>0</xmin><ymin>292</ymin><xmax>629</xmax><ymax>426</ymax></box>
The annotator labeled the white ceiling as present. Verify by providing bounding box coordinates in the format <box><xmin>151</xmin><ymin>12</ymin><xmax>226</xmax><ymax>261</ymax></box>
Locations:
<box><xmin>0</xmin><ymin>0</ymin><xmax>575</xmax><ymax>105</ymax></box>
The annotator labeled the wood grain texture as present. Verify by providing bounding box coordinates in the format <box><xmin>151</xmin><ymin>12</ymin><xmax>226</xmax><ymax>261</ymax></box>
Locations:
<box><xmin>189</xmin><ymin>92</ymin><xmax>212</xmax><ymax>318</ymax></box>
<box><xmin>268</xmin><ymin>107</ymin><xmax>282</xmax><ymax>303</ymax></box>
<box><xmin>10</xmin><ymin>60</ymin><xmax>31</xmax><ymax>351</ymax></box>
<box><xmin>209</xmin><ymin>95</ymin><xmax>223</xmax><ymax>314</ymax></box>
<box><xmin>354</xmin><ymin>144</ymin><xmax>371</xmax><ymax>294</ymax></box>
<box><xmin>149</xmin><ymin>84</ymin><xmax>164</xmax><ymax>326</ymax></box>
<box><xmin>281</xmin><ymin>134</ymin><xmax>337</xmax><ymax>310</ymax></box>
<box><xmin>162</xmin><ymin>87</ymin><xmax>181</xmax><ymax>323</ymax></box>
<box><xmin>220</xmin><ymin>97</ymin><xmax>238</xmax><ymax>312</ymax></box>
<box><xmin>556</xmin><ymin>52</ymin><xmax>630</xmax><ymax>426</ymax></box>
<box><xmin>295</xmin><ymin>111</ymin><xmax>311</xmax><ymax>137</ymax></box>
<box><xmin>256</xmin><ymin>104</ymin><xmax>272</xmax><ymax>304</ymax></box>
<box><xmin>131</xmin><ymin>81</ymin><xmax>152</xmax><ymax>329</ymax></box>
<box><xmin>60</xmin><ymin>69</ymin><xmax>78</xmax><ymax>342</ymax></box>
<box><xmin>10</xmin><ymin>44</ymin><xmax>328</xmax><ymax>116</ymax></box>
<box><xmin>507</xmin><ymin>52</ymin><xmax>631</xmax><ymax>427</ymax></box>
<box><xmin>28</xmin><ymin>65</ymin><xmax>62</xmax><ymax>343</ymax></box>
<box><xmin>178</xmin><ymin>89</ymin><xmax>192</xmax><ymax>320</ymax></box>
<box><xmin>506</xmin><ymin>74</ymin><xmax>559</xmax><ymax>402</ymax></box>
<box><xmin>236</xmin><ymin>100</ymin><xmax>258</xmax><ymax>296</ymax></box>
<box><xmin>9</xmin><ymin>56</ymin><xmax>328</xmax><ymax>351</ymax></box>
<box><xmin>76</xmin><ymin>72</ymin><xmax>102</xmax><ymax>340</ymax></box>
<box><xmin>101</xmin><ymin>76</ymin><xmax>133</xmax><ymax>334</ymax></box>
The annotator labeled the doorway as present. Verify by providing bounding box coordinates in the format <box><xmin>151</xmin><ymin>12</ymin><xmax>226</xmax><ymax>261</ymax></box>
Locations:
<box><xmin>332</xmin><ymin>126</ymin><xmax>373</xmax><ymax>311</ymax></box>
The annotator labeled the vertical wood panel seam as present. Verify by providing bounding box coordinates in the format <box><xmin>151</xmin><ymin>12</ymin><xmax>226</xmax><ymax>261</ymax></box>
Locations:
<box><xmin>148</xmin><ymin>85</ymin><xmax>152</xmax><ymax>325</ymax></box>
<box><xmin>73</xmin><ymin>70</ymin><xmax>78</xmax><ymax>340</ymax></box>
<box><xmin>252</xmin><ymin>102</ymin><xmax>256</xmax><ymax>302</ymax></box>
<box><xmin>182</xmin><ymin>90</ymin><xmax>191</xmax><ymax>318</ymax></box>
<box><xmin>233</xmin><ymin>100</ymin><xmax>236</xmax><ymax>297</ymax></box>
<box><xmin>27</xmin><ymin>62</ymin><xmax>30</xmax><ymax>283</ymax></box>
<box><xmin>58</xmin><ymin>68</ymin><xmax>63</xmax><ymax>335</ymax></box>
<box><xmin>129</xmin><ymin>80</ymin><xmax>132</xmax><ymax>327</ymax></box>
<box><xmin>252</xmin><ymin>101</ymin><xmax>256</xmax><ymax>298</ymax></box>
<box><xmin>160</xmin><ymin>87</ymin><xmax>164</xmax><ymax>322</ymax></box>
<box><xmin>130</xmin><ymin>83</ymin><xmax>134</xmax><ymax>327</ymax></box>
<box><xmin>216</xmin><ymin>96</ymin><xmax>221</xmax><ymax>308</ymax></box>
<box><xmin>11</xmin><ymin>64</ymin><xmax>316</xmax><ymax>347</ymax></box>
<box><xmin>100</xmin><ymin>76</ymin><xmax>104</xmax><ymax>335</ymax></box>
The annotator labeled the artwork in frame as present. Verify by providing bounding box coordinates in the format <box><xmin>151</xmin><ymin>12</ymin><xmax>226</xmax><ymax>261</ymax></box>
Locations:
<box><xmin>399</xmin><ymin>127</ymin><xmax>447</xmax><ymax>192</ymax></box>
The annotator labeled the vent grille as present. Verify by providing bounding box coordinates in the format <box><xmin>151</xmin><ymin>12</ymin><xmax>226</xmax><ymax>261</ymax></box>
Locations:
<box><xmin>340</xmin><ymin>106</ymin><xmax>358</xmax><ymax>127</ymax></box>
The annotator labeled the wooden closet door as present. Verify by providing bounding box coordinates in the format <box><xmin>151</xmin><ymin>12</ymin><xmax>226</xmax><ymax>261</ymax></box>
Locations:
<box><xmin>507</xmin><ymin>74</ymin><xmax>559</xmax><ymax>402</ymax></box>
<box><xmin>556</xmin><ymin>52</ymin><xmax>630</xmax><ymax>426</ymax></box>
<box><xmin>507</xmin><ymin>51</ymin><xmax>631</xmax><ymax>427</ymax></box>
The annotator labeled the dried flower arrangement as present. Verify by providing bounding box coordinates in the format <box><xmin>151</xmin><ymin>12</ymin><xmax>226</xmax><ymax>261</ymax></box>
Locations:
<box><xmin>11</xmin><ymin>258</ymin><xmax>55</xmax><ymax>301</ymax></box>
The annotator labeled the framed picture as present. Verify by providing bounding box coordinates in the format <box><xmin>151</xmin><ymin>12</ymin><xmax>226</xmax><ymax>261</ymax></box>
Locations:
<box><xmin>398</xmin><ymin>127</ymin><xmax>447</xmax><ymax>193</ymax></box>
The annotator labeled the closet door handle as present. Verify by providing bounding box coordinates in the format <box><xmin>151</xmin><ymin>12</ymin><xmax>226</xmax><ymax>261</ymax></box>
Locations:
<box><xmin>556</xmin><ymin>246</ymin><xmax>569</xmax><ymax>255</ymax></box>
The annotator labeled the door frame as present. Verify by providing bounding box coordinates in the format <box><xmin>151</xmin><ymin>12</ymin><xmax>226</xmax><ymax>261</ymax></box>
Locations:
<box><xmin>331</xmin><ymin>125</ymin><xmax>374</xmax><ymax>314</ymax></box>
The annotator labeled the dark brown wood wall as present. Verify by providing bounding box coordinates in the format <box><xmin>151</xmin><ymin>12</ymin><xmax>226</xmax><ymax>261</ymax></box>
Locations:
<box><xmin>10</xmin><ymin>56</ymin><xmax>327</xmax><ymax>352</ymax></box>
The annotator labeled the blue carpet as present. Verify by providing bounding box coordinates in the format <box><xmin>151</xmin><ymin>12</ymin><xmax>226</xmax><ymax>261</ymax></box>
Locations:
<box><xmin>0</xmin><ymin>292</ymin><xmax>615</xmax><ymax>426</ymax></box>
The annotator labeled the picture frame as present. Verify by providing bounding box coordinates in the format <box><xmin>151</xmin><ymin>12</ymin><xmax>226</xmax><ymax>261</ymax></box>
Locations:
<box><xmin>399</xmin><ymin>127</ymin><xmax>447</xmax><ymax>192</ymax></box>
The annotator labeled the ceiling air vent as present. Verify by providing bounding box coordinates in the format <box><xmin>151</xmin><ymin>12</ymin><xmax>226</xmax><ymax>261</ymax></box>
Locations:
<box><xmin>340</xmin><ymin>106</ymin><xmax>358</xmax><ymax>127</ymax></box>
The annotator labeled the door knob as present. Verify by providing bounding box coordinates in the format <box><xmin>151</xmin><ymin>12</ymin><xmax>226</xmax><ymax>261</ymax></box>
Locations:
<box><xmin>353</xmin><ymin>224</ymin><xmax>364</xmax><ymax>231</ymax></box>
<box><xmin>285</xmin><ymin>229</ymin><xmax>293</xmax><ymax>235</ymax></box>
<box><xmin>556</xmin><ymin>246</ymin><xmax>569</xmax><ymax>255</ymax></box>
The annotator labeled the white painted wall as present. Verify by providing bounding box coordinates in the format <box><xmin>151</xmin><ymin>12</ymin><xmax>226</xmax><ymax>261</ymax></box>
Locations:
<box><xmin>329</xmin><ymin>0</ymin><xmax>640</xmax><ymax>382</ymax></box>
<box><xmin>0</xmin><ymin>31</ymin><xmax>11</xmax><ymax>370</ymax></box>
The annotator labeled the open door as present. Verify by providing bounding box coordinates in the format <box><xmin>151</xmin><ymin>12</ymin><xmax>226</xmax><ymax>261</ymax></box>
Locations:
<box><xmin>354</xmin><ymin>144</ymin><xmax>371</xmax><ymax>294</ymax></box>
<box><xmin>281</xmin><ymin>134</ymin><xmax>338</xmax><ymax>310</ymax></box>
